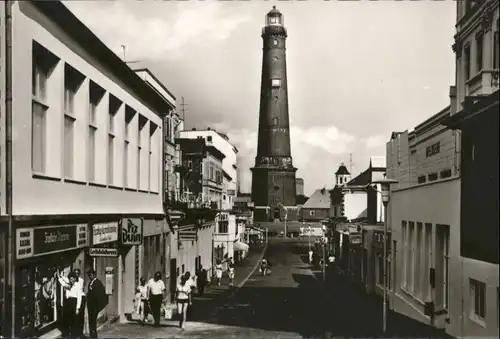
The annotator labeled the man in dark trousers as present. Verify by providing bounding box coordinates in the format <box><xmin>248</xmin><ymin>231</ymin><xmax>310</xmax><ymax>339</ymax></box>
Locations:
<box><xmin>196</xmin><ymin>266</ymin><xmax>208</xmax><ymax>296</ymax></box>
<box><xmin>86</xmin><ymin>270</ymin><xmax>108</xmax><ymax>338</ymax></box>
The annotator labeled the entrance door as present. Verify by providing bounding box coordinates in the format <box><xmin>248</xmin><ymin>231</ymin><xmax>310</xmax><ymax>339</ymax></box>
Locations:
<box><xmin>273</xmin><ymin>209</ymin><xmax>280</xmax><ymax>220</ymax></box>
<box><xmin>169</xmin><ymin>259</ymin><xmax>177</xmax><ymax>302</ymax></box>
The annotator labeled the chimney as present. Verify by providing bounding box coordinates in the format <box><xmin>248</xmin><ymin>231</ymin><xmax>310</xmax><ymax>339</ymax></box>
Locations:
<box><xmin>192</xmin><ymin>128</ymin><xmax>196</xmax><ymax>131</ymax></box>
<box><xmin>207</xmin><ymin>127</ymin><xmax>211</xmax><ymax>131</ymax></box>
<box><xmin>449</xmin><ymin>85</ymin><xmax>457</xmax><ymax>115</ymax></box>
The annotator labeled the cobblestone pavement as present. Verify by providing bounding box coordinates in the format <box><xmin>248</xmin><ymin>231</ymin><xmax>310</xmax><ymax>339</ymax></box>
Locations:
<box><xmin>96</xmin><ymin>238</ymin><xmax>455</xmax><ymax>338</ymax></box>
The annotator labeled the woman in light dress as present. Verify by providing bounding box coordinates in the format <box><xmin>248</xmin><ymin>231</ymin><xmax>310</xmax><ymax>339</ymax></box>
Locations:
<box><xmin>215</xmin><ymin>260</ymin><xmax>223</xmax><ymax>286</ymax></box>
<box><xmin>228</xmin><ymin>263</ymin><xmax>235</xmax><ymax>287</ymax></box>
<box><xmin>176</xmin><ymin>275</ymin><xmax>192</xmax><ymax>329</ymax></box>
<box><xmin>134</xmin><ymin>277</ymin><xmax>149</xmax><ymax>324</ymax></box>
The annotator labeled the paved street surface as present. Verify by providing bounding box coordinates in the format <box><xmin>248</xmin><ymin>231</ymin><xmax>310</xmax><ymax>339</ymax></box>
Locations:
<box><xmin>98</xmin><ymin>237</ymin><xmax>454</xmax><ymax>338</ymax></box>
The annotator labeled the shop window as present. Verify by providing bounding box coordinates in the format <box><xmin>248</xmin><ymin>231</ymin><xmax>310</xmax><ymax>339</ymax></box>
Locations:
<box><xmin>16</xmin><ymin>262</ymin><xmax>72</xmax><ymax>337</ymax></box>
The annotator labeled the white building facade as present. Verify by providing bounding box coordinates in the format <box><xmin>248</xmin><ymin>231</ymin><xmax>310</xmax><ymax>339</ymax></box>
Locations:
<box><xmin>179</xmin><ymin>128</ymin><xmax>238</xmax><ymax>210</ymax></box>
<box><xmin>386</xmin><ymin>105</ymin><xmax>463</xmax><ymax>337</ymax></box>
<box><xmin>449</xmin><ymin>0</ymin><xmax>499</xmax><ymax>337</ymax></box>
<box><xmin>0</xmin><ymin>2</ymin><xmax>170</xmax><ymax>337</ymax></box>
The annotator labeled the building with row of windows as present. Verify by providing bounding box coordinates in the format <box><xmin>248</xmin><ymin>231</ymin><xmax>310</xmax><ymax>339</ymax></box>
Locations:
<box><xmin>0</xmin><ymin>1</ymin><xmax>177</xmax><ymax>338</ymax></box>
<box><xmin>386</xmin><ymin>0</ymin><xmax>499</xmax><ymax>336</ymax></box>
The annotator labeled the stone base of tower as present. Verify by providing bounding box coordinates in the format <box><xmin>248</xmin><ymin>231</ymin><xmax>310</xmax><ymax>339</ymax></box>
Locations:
<box><xmin>251</xmin><ymin>166</ymin><xmax>298</xmax><ymax>222</ymax></box>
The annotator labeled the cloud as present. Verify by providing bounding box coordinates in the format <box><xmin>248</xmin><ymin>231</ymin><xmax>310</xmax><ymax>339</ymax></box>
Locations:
<box><xmin>64</xmin><ymin>1</ymin><xmax>251</xmax><ymax>60</ymax></box>
<box><xmin>365</xmin><ymin>135</ymin><xmax>387</xmax><ymax>149</ymax></box>
<box><xmin>217</xmin><ymin>124</ymin><xmax>356</xmax><ymax>195</ymax></box>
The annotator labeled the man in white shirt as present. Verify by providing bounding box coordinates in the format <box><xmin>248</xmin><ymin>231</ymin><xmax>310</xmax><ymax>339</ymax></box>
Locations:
<box><xmin>73</xmin><ymin>269</ymin><xmax>85</xmax><ymax>337</ymax></box>
<box><xmin>308</xmin><ymin>250</ymin><xmax>313</xmax><ymax>264</ymax></box>
<box><xmin>57</xmin><ymin>270</ymin><xmax>82</xmax><ymax>338</ymax></box>
<box><xmin>147</xmin><ymin>271</ymin><xmax>165</xmax><ymax>327</ymax></box>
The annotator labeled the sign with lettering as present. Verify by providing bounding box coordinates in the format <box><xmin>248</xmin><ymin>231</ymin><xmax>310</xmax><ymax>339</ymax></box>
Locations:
<box><xmin>77</xmin><ymin>224</ymin><xmax>88</xmax><ymax>248</ymax></box>
<box><xmin>92</xmin><ymin>222</ymin><xmax>119</xmax><ymax>245</ymax></box>
<box><xmin>120</xmin><ymin>219</ymin><xmax>143</xmax><ymax>245</ymax></box>
<box><xmin>33</xmin><ymin>226</ymin><xmax>77</xmax><ymax>256</ymax></box>
<box><xmin>89</xmin><ymin>247</ymin><xmax>119</xmax><ymax>257</ymax></box>
<box><xmin>16</xmin><ymin>228</ymin><xmax>34</xmax><ymax>259</ymax></box>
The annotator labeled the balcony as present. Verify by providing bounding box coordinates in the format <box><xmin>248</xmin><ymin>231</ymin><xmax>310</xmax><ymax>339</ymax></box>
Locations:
<box><xmin>465</xmin><ymin>69</ymin><xmax>500</xmax><ymax>97</ymax></box>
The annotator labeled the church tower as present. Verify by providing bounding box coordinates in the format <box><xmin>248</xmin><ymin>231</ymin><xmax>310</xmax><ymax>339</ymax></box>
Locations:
<box><xmin>335</xmin><ymin>162</ymin><xmax>351</xmax><ymax>186</ymax></box>
<box><xmin>251</xmin><ymin>6</ymin><xmax>297</xmax><ymax>222</ymax></box>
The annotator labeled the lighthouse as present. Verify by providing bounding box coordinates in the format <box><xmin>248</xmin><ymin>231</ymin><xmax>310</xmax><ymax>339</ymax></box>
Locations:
<box><xmin>251</xmin><ymin>6</ymin><xmax>298</xmax><ymax>222</ymax></box>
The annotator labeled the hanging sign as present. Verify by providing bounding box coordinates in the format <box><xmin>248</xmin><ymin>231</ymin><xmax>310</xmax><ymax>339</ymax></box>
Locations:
<box><xmin>89</xmin><ymin>247</ymin><xmax>119</xmax><ymax>257</ymax></box>
<box><xmin>120</xmin><ymin>219</ymin><xmax>143</xmax><ymax>245</ymax></box>
<box><xmin>92</xmin><ymin>222</ymin><xmax>119</xmax><ymax>245</ymax></box>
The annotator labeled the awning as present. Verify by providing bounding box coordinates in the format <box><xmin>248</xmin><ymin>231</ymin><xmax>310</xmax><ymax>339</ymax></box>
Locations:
<box><xmin>234</xmin><ymin>241</ymin><xmax>249</xmax><ymax>252</ymax></box>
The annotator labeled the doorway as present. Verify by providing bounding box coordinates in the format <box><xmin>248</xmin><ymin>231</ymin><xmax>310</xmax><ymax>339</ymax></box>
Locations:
<box><xmin>169</xmin><ymin>259</ymin><xmax>177</xmax><ymax>302</ymax></box>
<box><xmin>273</xmin><ymin>208</ymin><xmax>280</xmax><ymax>220</ymax></box>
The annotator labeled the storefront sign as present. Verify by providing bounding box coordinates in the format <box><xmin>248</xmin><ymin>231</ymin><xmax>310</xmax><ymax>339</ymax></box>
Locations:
<box><xmin>77</xmin><ymin>224</ymin><xmax>88</xmax><ymax>248</ymax></box>
<box><xmin>33</xmin><ymin>226</ymin><xmax>77</xmax><ymax>255</ymax></box>
<box><xmin>105</xmin><ymin>267</ymin><xmax>114</xmax><ymax>295</ymax></box>
<box><xmin>92</xmin><ymin>222</ymin><xmax>119</xmax><ymax>245</ymax></box>
<box><xmin>89</xmin><ymin>247</ymin><xmax>119</xmax><ymax>257</ymax></box>
<box><xmin>16</xmin><ymin>228</ymin><xmax>34</xmax><ymax>259</ymax></box>
<box><xmin>120</xmin><ymin>219</ymin><xmax>143</xmax><ymax>245</ymax></box>
<box><xmin>349</xmin><ymin>233</ymin><xmax>362</xmax><ymax>245</ymax></box>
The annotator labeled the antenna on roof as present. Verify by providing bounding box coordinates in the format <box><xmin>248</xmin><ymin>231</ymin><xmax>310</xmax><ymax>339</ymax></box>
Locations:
<box><xmin>120</xmin><ymin>45</ymin><xmax>140</xmax><ymax>65</ymax></box>
<box><xmin>349</xmin><ymin>153</ymin><xmax>353</xmax><ymax>173</ymax></box>
<box><xmin>180</xmin><ymin>97</ymin><xmax>188</xmax><ymax>124</ymax></box>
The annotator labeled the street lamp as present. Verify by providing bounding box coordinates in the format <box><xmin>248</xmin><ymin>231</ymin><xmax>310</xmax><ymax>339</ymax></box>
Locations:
<box><xmin>372</xmin><ymin>176</ymin><xmax>398</xmax><ymax>334</ymax></box>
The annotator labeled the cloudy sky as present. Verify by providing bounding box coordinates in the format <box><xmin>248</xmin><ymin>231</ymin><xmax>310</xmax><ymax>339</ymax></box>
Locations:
<box><xmin>65</xmin><ymin>0</ymin><xmax>456</xmax><ymax>196</ymax></box>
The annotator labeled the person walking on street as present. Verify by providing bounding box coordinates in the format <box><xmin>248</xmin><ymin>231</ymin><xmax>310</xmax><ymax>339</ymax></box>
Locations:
<box><xmin>176</xmin><ymin>275</ymin><xmax>192</xmax><ymax>330</ymax></box>
<box><xmin>135</xmin><ymin>277</ymin><xmax>149</xmax><ymax>325</ymax></box>
<box><xmin>308</xmin><ymin>249</ymin><xmax>313</xmax><ymax>264</ymax></box>
<box><xmin>196</xmin><ymin>266</ymin><xmax>208</xmax><ymax>296</ymax></box>
<box><xmin>228</xmin><ymin>263</ymin><xmax>235</xmax><ymax>287</ymax></box>
<box><xmin>215</xmin><ymin>261</ymin><xmax>223</xmax><ymax>286</ymax></box>
<box><xmin>86</xmin><ymin>270</ymin><xmax>107</xmax><ymax>339</ymax></box>
<box><xmin>56</xmin><ymin>270</ymin><xmax>82</xmax><ymax>339</ymax></box>
<box><xmin>148</xmin><ymin>271</ymin><xmax>166</xmax><ymax>327</ymax></box>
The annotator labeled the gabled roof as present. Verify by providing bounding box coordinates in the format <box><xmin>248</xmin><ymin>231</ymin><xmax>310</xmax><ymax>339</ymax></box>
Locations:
<box><xmin>302</xmin><ymin>188</ymin><xmax>331</xmax><ymax>209</ymax></box>
<box><xmin>335</xmin><ymin>162</ymin><xmax>350</xmax><ymax>175</ymax></box>
<box><xmin>346</xmin><ymin>169</ymin><xmax>371</xmax><ymax>187</ymax></box>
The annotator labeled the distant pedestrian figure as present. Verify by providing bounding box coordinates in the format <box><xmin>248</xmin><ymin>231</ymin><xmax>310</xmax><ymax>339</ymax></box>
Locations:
<box><xmin>228</xmin><ymin>263</ymin><xmax>235</xmax><ymax>287</ymax></box>
<box><xmin>215</xmin><ymin>261</ymin><xmax>223</xmax><ymax>286</ymax></box>
<box><xmin>176</xmin><ymin>275</ymin><xmax>192</xmax><ymax>330</ymax></box>
<box><xmin>308</xmin><ymin>250</ymin><xmax>313</xmax><ymax>264</ymax></box>
<box><xmin>147</xmin><ymin>272</ymin><xmax>166</xmax><ymax>327</ymax></box>
<box><xmin>197</xmin><ymin>266</ymin><xmax>208</xmax><ymax>296</ymax></box>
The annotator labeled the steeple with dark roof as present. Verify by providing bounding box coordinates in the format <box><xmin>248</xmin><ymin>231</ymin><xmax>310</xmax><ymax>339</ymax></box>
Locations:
<box><xmin>335</xmin><ymin>162</ymin><xmax>351</xmax><ymax>186</ymax></box>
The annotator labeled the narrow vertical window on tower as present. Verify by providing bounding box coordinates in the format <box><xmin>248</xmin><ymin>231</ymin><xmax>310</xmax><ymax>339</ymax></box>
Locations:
<box><xmin>271</xmin><ymin>79</ymin><xmax>281</xmax><ymax>87</ymax></box>
<box><xmin>272</xmin><ymin>117</ymin><xmax>279</xmax><ymax>127</ymax></box>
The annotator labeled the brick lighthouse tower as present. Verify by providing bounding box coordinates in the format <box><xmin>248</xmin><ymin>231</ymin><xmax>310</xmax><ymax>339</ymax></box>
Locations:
<box><xmin>251</xmin><ymin>6</ymin><xmax>298</xmax><ymax>222</ymax></box>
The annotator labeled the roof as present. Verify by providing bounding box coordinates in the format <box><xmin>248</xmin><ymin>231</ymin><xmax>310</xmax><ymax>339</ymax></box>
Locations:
<box><xmin>302</xmin><ymin>188</ymin><xmax>331</xmax><ymax>209</ymax></box>
<box><xmin>133</xmin><ymin>68</ymin><xmax>176</xmax><ymax>103</ymax></box>
<box><xmin>222</xmin><ymin>169</ymin><xmax>232</xmax><ymax>181</ymax></box>
<box><xmin>206</xmin><ymin>145</ymin><xmax>225</xmax><ymax>161</ymax></box>
<box><xmin>346</xmin><ymin>169</ymin><xmax>371</xmax><ymax>187</ymax></box>
<box><xmin>32</xmin><ymin>1</ymin><xmax>173</xmax><ymax>117</ymax></box>
<box><xmin>267</xmin><ymin>6</ymin><xmax>282</xmax><ymax>16</ymax></box>
<box><xmin>335</xmin><ymin>162</ymin><xmax>350</xmax><ymax>175</ymax></box>
<box><xmin>369</xmin><ymin>156</ymin><xmax>386</xmax><ymax>169</ymax></box>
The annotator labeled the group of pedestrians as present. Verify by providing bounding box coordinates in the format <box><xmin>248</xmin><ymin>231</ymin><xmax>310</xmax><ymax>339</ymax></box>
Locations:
<box><xmin>133</xmin><ymin>271</ymin><xmax>166</xmax><ymax>327</ymax></box>
<box><xmin>214</xmin><ymin>259</ymin><xmax>236</xmax><ymax>287</ymax></box>
<box><xmin>57</xmin><ymin>268</ymin><xmax>108</xmax><ymax>339</ymax></box>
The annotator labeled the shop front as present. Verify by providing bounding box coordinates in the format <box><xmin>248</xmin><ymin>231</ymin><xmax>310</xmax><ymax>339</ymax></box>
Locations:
<box><xmin>14</xmin><ymin>224</ymin><xmax>89</xmax><ymax>338</ymax></box>
<box><xmin>373</xmin><ymin>229</ymin><xmax>392</xmax><ymax>298</ymax></box>
<box><xmin>88</xmin><ymin>221</ymin><xmax>120</xmax><ymax>325</ymax></box>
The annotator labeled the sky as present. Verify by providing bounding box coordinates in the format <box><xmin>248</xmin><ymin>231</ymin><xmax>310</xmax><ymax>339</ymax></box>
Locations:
<box><xmin>65</xmin><ymin>0</ymin><xmax>456</xmax><ymax>196</ymax></box>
